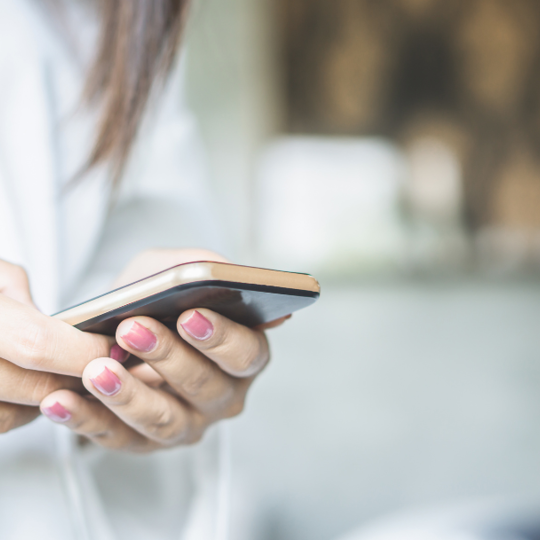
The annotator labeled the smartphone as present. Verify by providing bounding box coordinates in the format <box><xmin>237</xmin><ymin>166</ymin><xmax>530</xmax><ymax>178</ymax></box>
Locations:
<box><xmin>53</xmin><ymin>261</ymin><xmax>320</xmax><ymax>335</ymax></box>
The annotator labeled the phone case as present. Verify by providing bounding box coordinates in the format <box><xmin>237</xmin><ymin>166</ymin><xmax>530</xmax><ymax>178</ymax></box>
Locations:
<box><xmin>54</xmin><ymin>261</ymin><xmax>320</xmax><ymax>335</ymax></box>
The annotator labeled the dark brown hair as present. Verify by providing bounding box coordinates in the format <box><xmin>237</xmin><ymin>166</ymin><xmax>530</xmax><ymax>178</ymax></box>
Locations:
<box><xmin>84</xmin><ymin>0</ymin><xmax>189</xmax><ymax>181</ymax></box>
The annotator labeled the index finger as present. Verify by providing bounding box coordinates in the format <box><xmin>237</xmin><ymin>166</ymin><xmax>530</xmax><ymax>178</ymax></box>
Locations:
<box><xmin>0</xmin><ymin>295</ymin><xmax>114</xmax><ymax>376</ymax></box>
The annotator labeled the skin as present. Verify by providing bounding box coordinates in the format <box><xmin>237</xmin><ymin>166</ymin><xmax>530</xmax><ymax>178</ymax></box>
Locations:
<box><xmin>0</xmin><ymin>251</ymin><xmax>286</xmax><ymax>451</ymax></box>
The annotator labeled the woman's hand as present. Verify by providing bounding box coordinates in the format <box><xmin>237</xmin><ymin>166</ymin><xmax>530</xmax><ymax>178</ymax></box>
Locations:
<box><xmin>40</xmin><ymin>310</ymin><xmax>274</xmax><ymax>451</ymax></box>
<box><xmin>0</xmin><ymin>260</ymin><xmax>115</xmax><ymax>433</ymax></box>
<box><xmin>39</xmin><ymin>249</ymin><xmax>287</xmax><ymax>452</ymax></box>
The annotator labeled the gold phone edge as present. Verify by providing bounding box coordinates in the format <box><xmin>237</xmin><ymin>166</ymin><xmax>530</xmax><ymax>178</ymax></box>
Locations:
<box><xmin>54</xmin><ymin>262</ymin><xmax>320</xmax><ymax>327</ymax></box>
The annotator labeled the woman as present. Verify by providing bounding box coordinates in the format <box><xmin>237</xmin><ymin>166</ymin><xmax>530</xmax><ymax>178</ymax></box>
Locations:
<box><xmin>0</xmin><ymin>1</ymin><xmax>279</xmax><ymax>538</ymax></box>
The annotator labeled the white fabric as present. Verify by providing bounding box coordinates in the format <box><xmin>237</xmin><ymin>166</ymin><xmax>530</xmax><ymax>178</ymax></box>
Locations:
<box><xmin>0</xmin><ymin>1</ymin><xmax>228</xmax><ymax>539</ymax></box>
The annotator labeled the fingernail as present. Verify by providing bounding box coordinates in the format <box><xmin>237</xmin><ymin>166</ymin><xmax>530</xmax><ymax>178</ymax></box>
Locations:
<box><xmin>90</xmin><ymin>367</ymin><xmax>122</xmax><ymax>396</ymax></box>
<box><xmin>119</xmin><ymin>321</ymin><xmax>157</xmax><ymax>352</ymax></box>
<box><xmin>180</xmin><ymin>311</ymin><xmax>214</xmax><ymax>341</ymax></box>
<box><xmin>43</xmin><ymin>402</ymin><xmax>71</xmax><ymax>423</ymax></box>
<box><xmin>110</xmin><ymin>344</ymin><xmax>130</xmax><ymax>363</ymax></box>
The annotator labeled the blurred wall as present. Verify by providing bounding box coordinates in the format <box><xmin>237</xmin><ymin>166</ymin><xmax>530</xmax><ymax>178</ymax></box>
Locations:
<box><xmin>186</xmin><ymin>0</ymin><xmax>540</xmax><ymax>272</ymax></box>
<box><xmin>279</xmin><ymin>0</ymin><xmax>540</xmax><ymax>241</ymax></box>
<box><xmin>185</xmin><ymin>0</ymin><xmax>282</xmax><ymax>260</ymax></box>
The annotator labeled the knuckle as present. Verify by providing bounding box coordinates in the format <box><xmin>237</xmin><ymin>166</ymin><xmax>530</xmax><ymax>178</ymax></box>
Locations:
<box><xmin>173</xmin><ymin>425</ymin><xmax>205</xmax><ymax>447</ymax></box>
<box><xmin>232</xmin><ymin>339</ymin><xmax>266</xmax><ymax>376</ymax></box>
<box><xmin>80</xmin><ymin>422</ymin><xmax>109</xmax><ymax>439</ymax></box>
<box><xmin>150</xmin><ymin>406</ymin><xmax>183</xmax><ymax>444</ymax></box>
<box><xmin>235</xmin><ymin>347</ymin><xmax>257</xmax><ymax>374</ymax></box>
<box><xmin>0</xmin><ymin>421</ymin><xmax>13</xmax><ymax>435</ymax></box>
<box><xmin>184</xmin><ymin>430</ymin><xmax>204</xmax><ymax>446</ymax></box>
<box><xmin>2</xmin><ymin>262</ymin><xmax>25</xmax><ymax>279</ymax></box>
<box><xmin>9</xmin><ymin>264</ymin><xmax>28</xmax><ymax>281</ymax></box>
<box><xmin>155</xmin><ymin>406</ymin><xmax>176</xmax><ymax>431</ymax></box>
<box><xmin>70</xmin><ymin>417</ymin><xmax>92</xmax><ymax>432</ymax></box>
<box><xmin>2</xmin><ymin>264</ymin><xmax>31</xmax><ymax>295</ymax></box>
<box><xmin>128</xmin><ymin>440</ymin><xmax>159</xmax><ymax>454</ymax></box>
<box><xmin>83</xmin><ymin>419</ymin><xmax>133</xmax><ymax>451</ymax></box>
<box><xmin>91</xmin><ymin>432</ymin><xmax>128</xmax><ymax>452</ymax></box>
<box><xmin>0</xmin><ymin>409</ymin><xmax>17</xmax><ymax>434</ymax></box>
<box><xmin>225</xmin><ymin>398</ymin><xmax>245</xmax><ymax>419</ymax></box>
<box><xmin>181</xmin><ymin>364</ymin><xmax>213</xmax><ymax>397</ymax></box>
<box><xmin>93</xmin><ymin>432</ymin><xmax>126</xmax><ymax>450</ymax></box>
<box><xmin>70</xmin><ymin>412</ymin><xmax>110</xmax><ymax>437</ymax></box>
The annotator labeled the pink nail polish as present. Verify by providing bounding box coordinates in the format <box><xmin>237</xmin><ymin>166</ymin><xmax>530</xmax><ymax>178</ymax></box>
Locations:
<box><xmin>110</xmin><ymin>344</ymin><xmax>129</xmax><ymax>363</ymax></box>
<box><xmin>90</xmin><ymin>367</ymin><xmax>122</xmax><ymax>396</ymax></box>
<box><xmin>119</xmin><ymin>322</ymin><xmax>157</xmax><ymax>352</ymax></box>
<box><xmin>43</xmin><ymin>402</ymin><xmax>71</xmax><ymax>423</ymax></box>
<box><xmin>181</xmin><ymin>311</ymin><xmax>214</xmax><ymax>341</ymax></box>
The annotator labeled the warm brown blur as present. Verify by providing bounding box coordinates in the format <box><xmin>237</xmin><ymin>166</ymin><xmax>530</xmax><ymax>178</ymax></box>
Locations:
<box><xmin>278</xmin><ymin>0</ymin><xmax>540</xmax><ymax>231</ymax></box>
<box><xmin>84</xmin><ymin>0</ymin><xmax>189</xmax><ymax>182</ymax></box>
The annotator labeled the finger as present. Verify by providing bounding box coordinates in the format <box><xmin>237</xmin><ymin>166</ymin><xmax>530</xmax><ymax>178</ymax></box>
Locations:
<box><xmin>0</xmin><ymin>402</ymin><xmax>40</xmax><ymax>433</ymax></box>
<box><xmin>255</xmin><ymin>314</ymin><xmax>292</xmax><ymax>331</ymax></box>
<box><xmin>82</xmin><ymin>358</ymin><xmax>205</xmax><ymax>446</ymax></box>
<box><xmin>177</xmin><ymin>309</ymin><xmax>270</xmax><ymax>378</ymax></box>
<box><xmin>116</xmin><ymin>317</ymin><xmax>244</xmax><ymax>414</ymax></box>
<box><xmin>128</xmin><ymin>363</ymin><xmax>165</xmax><ymax>387</ymax></box>
<box><xmin>0</xmin><ymin>260</ymin><xmax>34</xmax><ymax>306</ymax></box>
<box><xmin>0</xmin><ymin>294</ymin><xmax>115</xmax><ymax>376</ymax></box>
<box><xmin>40</xmin><ymin>390</ymin><xmax>156</xmax><ymax>453</ymax></box>
<box><xmin>110</xmin><ymin>344</ymin><xmax>130</xmax><ymax>364</ymax></box>
<box><xmin>0</xmin><ymin>357</ymin><xmax>83</xmax><ymax>406</ymax></box>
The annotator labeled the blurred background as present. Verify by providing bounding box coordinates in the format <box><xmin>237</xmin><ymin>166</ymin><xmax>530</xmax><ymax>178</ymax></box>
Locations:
<box><xmin>184</xmin><ymin>0</ymin><xmax>540</xmax><ymax>539</ymax></box>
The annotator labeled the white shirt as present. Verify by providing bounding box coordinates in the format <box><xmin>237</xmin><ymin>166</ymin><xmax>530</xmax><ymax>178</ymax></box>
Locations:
<box><xmin>0</xmin><ymin>1</ymin><xmax>228</xmax><ymax>539</ymax></box>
